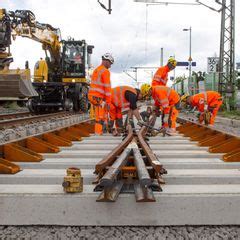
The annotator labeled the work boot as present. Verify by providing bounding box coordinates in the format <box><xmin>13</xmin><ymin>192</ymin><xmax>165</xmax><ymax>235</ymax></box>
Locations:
<box><xmin>108</xmin><ymin>120</ymin><xmax>114</xmax><ymax>133</ymax></box>
<box><xmin>166</xmin><ymin>128</ymin><xmax>177</xmax><ymax>136</ymax></box>
<box><xmin>112</xmin><ymin>129</ymin><xmax>120</xmax><ymax>137</ymax></box>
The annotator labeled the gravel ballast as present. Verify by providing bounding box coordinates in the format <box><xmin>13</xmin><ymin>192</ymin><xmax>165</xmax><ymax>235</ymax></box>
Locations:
<box><xmin>0</xmin><ymin>113</ymin><xmax>89</xmax><ymax>144</ymax></box>
<box><xmin>0</xmin><ymin>226</ymin><xmax>240</xmax><ymax>239</ymax></box>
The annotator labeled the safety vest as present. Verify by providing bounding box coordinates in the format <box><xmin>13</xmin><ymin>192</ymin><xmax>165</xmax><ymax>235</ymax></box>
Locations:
<box><xmin>152</xmin><ymin>86</ymin><xmax>171</xmax><ymax>108</ymax></box>
<box><xmin>190</xmin><ymin>91</ymin><xmax>222</xmax><ymax>112</ymax></box>
<box><xmin>152</xmin><ymin>65</ymin><xmax>170</xmax><ymax>86</ymax></box>
<box><xmin>88</xmin><ymin>65</ymin><xmax>111</xmax><ymax>102</ymax></box>
<box><xmin>111</xmin><ymin>86</ymin><xmax>137</xmax><ymax>112</ymax></box>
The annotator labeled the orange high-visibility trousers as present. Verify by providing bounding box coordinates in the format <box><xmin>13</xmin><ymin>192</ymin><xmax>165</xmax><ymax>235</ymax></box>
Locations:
<box><xmin>88</xmin><ymin>95</ymin><xmax>107</xmax><ymax>135</ymax></box>
<box><xmin>209</xmin><ymin>100</ymin><xmax>222</xmax><ymax>125</ymax></box>
<box><xmin>109</xmin><ymin>103</ymin><xmax>122</xmax><ymax>121</ymax></box>
<box><xmin>161</xmin><ymin>106</ymin><xmax>178</xmax><ymax>129</ymax></box>
<box><xmin>109</xmin><ymin>103</ymin><xmax>123</xmax><ymax>130</ymax></box>
<box><xmin>169</xmin><ymin>107</ymin><xmax>179</xmax><ymax>129</ymax></box>
<box><xmin>94</xmin><ymin>105</ymin><xmax>107</xmax><ymax>135</ymax></box>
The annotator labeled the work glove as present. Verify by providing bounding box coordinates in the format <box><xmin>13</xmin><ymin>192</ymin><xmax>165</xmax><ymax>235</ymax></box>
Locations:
<box><xmin>99</xmin><ymin>101</ymin><xmax>105</xmax><ymax>108</ymax></box>
<box><xmin>208</xmin><ymin>106</ymin><xmax>215</xmax><ymax>113</ymax></box>
<box><xmin>137</xmin><ymin>120</ymin><xmax>145</xmax><ymax>127</ymax></box>
<box><xmin>196</xmin><ymin>112</ymin><xmax>201</xmax><ymax>118</ymax></box>
<box><xmin>105</xmin><ymin>103</ymin><xmax>111</xmax><ymax>111</ymax></box>
<box><xmin>153</xmin><ymin>108</ymin><xmax>161</xmax><ymax>117</ymax></box>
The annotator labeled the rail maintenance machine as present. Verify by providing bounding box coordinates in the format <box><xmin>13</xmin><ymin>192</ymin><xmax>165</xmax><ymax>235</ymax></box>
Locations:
<box><xmin>0</xmin><ymin>9</ymin><xmax>94</xmax><ymax>112</ymax></box>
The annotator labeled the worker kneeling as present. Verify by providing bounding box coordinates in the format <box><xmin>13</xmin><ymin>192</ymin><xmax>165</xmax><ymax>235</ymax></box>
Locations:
<box><xmin>182</xmin><ymin>91</ymin><xmax>223</xmax><ymax>126</ymax></box>
<box><xmin>141</xmin><ymin>84</ymin><xmax>181</xmax><ymax>136</ymax></box>
<box><xmin>108</xmin><ymin>85</ymin><xmax>143</xmax><ymax>135</ymax></box>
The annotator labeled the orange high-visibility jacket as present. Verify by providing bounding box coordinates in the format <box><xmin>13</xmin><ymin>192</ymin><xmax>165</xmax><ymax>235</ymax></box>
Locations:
<box><xmin>152</xmin><ymin>65</ymin><xmax>170</xmax><ymax>87</ymax></box>
<box><xmin>88</xmin><ymin>65</ymin><xmax>111</xmax><ymax>104</ymax></box>
<box><xmin>190</xmin><ymin>91</ymin><xmax>222</xmax><ymax>112</ymax></box>
<box><xmin>111</xmin><ymin>86</ymin><xmax>137</xmax><ymax>112</ymax></box>
<box><xmin>152</xmin><ymin>86</ymin><xmax>180</xmax><ymax>108</ymax></box>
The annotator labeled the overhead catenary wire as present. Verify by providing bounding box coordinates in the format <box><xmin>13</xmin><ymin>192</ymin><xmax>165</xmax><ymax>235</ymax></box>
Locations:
<box><xmin>88</xmin><ymin>0</ymin><xmax>113</xmax><ymax>52</ymax></box>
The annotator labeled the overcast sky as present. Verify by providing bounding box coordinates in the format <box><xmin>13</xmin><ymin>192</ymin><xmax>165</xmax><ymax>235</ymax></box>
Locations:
<box><xmin>2</xmin><ymin>0</ymin><xmax>240</xmax><ymax>87</ymax></box>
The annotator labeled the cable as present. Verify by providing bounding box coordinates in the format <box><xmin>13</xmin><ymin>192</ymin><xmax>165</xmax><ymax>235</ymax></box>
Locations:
<box><xmin>145</xmin><ymin>4</ymin><xmax>148</xmax><ymax>63</ymax></box>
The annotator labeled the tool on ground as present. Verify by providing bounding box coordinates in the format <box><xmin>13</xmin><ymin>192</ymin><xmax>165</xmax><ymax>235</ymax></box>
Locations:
<box><xmin>62</xmin><ymin>167</ymin><xmax>83</xmax><ymax>193</ymax></box>
<box><xmin>138</xmin><ymin>121</ymin><xmax>168</xmax><ymax>136</ymax></box>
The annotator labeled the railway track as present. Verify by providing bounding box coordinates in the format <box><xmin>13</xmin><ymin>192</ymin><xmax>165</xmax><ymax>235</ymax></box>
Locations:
<box><xmin>0</xmin><ymin>115</ymin><xmax>240</xmax><ymax>226</ymax></box>
<box><xmin>0</xmin><ymin>111</ymin><xmax>30</xmax><ymax>120</ymax></box>
<box><xmin>0</xmin><ymin>111</ymin><xmax>74</xmax><ymax>129</ymax></box>
<box><xmin>93</xmin><ymin>116</ymin><xmax>166</xmax><ymax>202</ymax></box>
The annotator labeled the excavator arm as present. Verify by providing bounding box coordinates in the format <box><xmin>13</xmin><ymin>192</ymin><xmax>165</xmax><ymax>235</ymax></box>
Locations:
<box><xmin>0</xmin><ymin>8</ymin><xmax>12</xmax><ymax>68</ymax></box>
<box><xmin>0</xmin><ymin>9</ymin><xmax>61</xmax><ymax>69</ymax></box>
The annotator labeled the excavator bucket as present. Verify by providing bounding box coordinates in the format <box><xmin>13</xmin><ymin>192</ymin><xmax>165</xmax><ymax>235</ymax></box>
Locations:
<box><xmin>0</xmin><ymin>73</ymin><xmax>38</xmax><ymax>99</ymax></box>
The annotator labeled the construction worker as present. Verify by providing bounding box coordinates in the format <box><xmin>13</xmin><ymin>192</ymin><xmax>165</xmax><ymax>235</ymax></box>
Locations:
<box><xmin>88</xmin><ymin>53</ymin><xmax>114</xmax><ymax>135</ymax></box>
<box><xmin>140</xmin><ymin>106</ymin><xmax>152</xmax><ymax>123</ymax></box>
<box><xmin>109</xmin><ymin>85</ymin><xmax>143</xmax><ymax>135</ymax></box>
<box><xmin>152</xmin><ymin>57</ymin><xmax>177</xmax><ymax>87</ymax></box>
<box><xmin>182</xmin><ymin>91</ymin><xmax>223</xmax><ymax>125</ymax></box>
<box><xmin>140</xmin><ymin>83</ymin><xmax>181</xmax><ymax>135</ymax></box>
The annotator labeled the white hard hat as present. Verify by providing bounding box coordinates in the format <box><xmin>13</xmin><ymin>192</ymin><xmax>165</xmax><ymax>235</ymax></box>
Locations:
<box><xmin>102</xmin><ymin>53</ymin><xmax>114</xmax><ymax>64</ymax></box>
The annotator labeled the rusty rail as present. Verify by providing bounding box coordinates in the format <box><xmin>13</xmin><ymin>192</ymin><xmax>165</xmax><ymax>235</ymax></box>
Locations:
<box><xmin>132</xmin><ymin>146</ymin><xmax>151</xmax><ymax>187</ymax></box>
<box><xmin>0</xmin><ymin>111</ymin><xmax>30</xmax><ymax>120</ymax></box>
<box><xmin>0</xmin><ymin>111</ymin><xmax>70</xmax><ymax>129</ymax></box>
<box><xmin>99</xmin><ymin>147</ymin><xmax>132</xmax><ymax>187</ymax></box>
<box><xmin>95</xmin><ymin>125</ymin><xmax>134</xmax><ymax>175</ymax></box>
<box><xmin>94</xmin><ymin>116</ymin><xmax>166</xmax><ymax>202</ymax></box>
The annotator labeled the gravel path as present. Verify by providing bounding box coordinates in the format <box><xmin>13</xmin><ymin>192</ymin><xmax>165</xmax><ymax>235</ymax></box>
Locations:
<box><xmin>0</xmin><ymin>226</ymin><xmax>239</xmax><ymax>239</ymax></box>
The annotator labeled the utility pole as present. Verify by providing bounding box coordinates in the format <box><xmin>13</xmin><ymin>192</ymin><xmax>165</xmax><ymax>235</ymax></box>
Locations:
<box><xmin>160</xmin><ymin>47</ymin><xmax>163</xmax><ymax>66</ymax></box>
<box><xmin>183</xmin><ymin>27</ymin><xmax>192</xmax><ymax>93</ymax></box>
<box><xmin>218</xmin><ymin>0</ymin><xmax>235</xmax><ymax>110</ymax></box>
<box><xmin>134</xmin><ymin>0</ymin><xmax>236</xmax><ymax>109</ymax></box>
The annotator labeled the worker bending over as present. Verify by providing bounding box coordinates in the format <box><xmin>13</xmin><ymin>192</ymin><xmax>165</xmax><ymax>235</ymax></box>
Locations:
<box><xmin>152</xmin><ymin>58</ymin><xmax>177</xmax><ymax>87</ymax></box>
<box><xmin>182</xmin><ymin>91</ymin><xmax>223</xmax><ymax>125</ymax></box>
<box><xmin>141</xmin><ymin>84</ymin><xmax>181</xmax><ymax>135</ymax></box>
<box><xmin>109</xmin><ymin>85</ymin><xmax>143</xmax><ymax>135</ymax></box>
<box><xmin>88</xmin><ymin>53</ymin><xmax>114</xmax><ymax>135</ymax></box>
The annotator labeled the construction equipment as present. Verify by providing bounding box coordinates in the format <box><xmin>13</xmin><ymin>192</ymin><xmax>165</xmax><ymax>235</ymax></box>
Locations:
<box><xmin>0</xmin><ymin>9</ymin><xmax>94</xmax><ymax>112</ymax></box>
<box><xmin>62</xmin><ymin>167</ymin><xmax>83</xmax><ymax>193</ymax></box>
<box><xmin>0</xmin><ymin>9</ymin><xmax>37</xmax><ymax>99</ymax></box>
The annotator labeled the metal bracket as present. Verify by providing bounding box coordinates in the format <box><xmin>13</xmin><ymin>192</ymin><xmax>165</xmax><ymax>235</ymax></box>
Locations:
<box><xmin>97</xmin><ymin>0</ymin><xmax>112</xmax><ymax>14</ymax></box>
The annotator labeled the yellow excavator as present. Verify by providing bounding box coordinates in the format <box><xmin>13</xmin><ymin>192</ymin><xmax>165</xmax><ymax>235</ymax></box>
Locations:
<box><xmin>0</xmin><ymin>9</ymin><xmax>94</xmax><ymax>112</ymax></box>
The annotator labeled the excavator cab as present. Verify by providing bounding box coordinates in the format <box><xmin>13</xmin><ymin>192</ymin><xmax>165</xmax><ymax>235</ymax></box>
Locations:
<box><xmin>60</xmin><ymin>40</ymin><xmax>94</xmax><ymax>112</ymax></box>
<box><xmin>62</xmin><ymin>40</ymin><xmax>85</xmax><ymax>79</ymax></box>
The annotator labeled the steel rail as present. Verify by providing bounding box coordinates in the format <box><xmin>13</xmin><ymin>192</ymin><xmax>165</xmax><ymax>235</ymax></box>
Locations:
<box><xmin>95</xmin><ymin>125</ymin><xmax>134</xmax><ymax>174</ymax></box>
<box><xmin>0</xmin><ymin>111</ymin><xmax>72</xmax><ymax>129</ymax></box>
<box><xmin>132</xmin><ymin>146</ymin><xmax>152</xmax><ymax>187</ymax></box>
<box><xmin>0</xmin><ymin>111</ymin><xmax>30</xmax><ymax>120</ymax></box>
<box><xmin>94</xmin><ymin>115</ymin><xmax>167</xmax><ymax>202</ymax></box>
<box><xmin>99</xmin><ymin>147</ymin><xmax>132</xmax><ymax>187</ymax></box>
<box><xmin>137</xmin><ymin>116</ymin><xmax>164</xmax><ymax>174</ymax></box>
